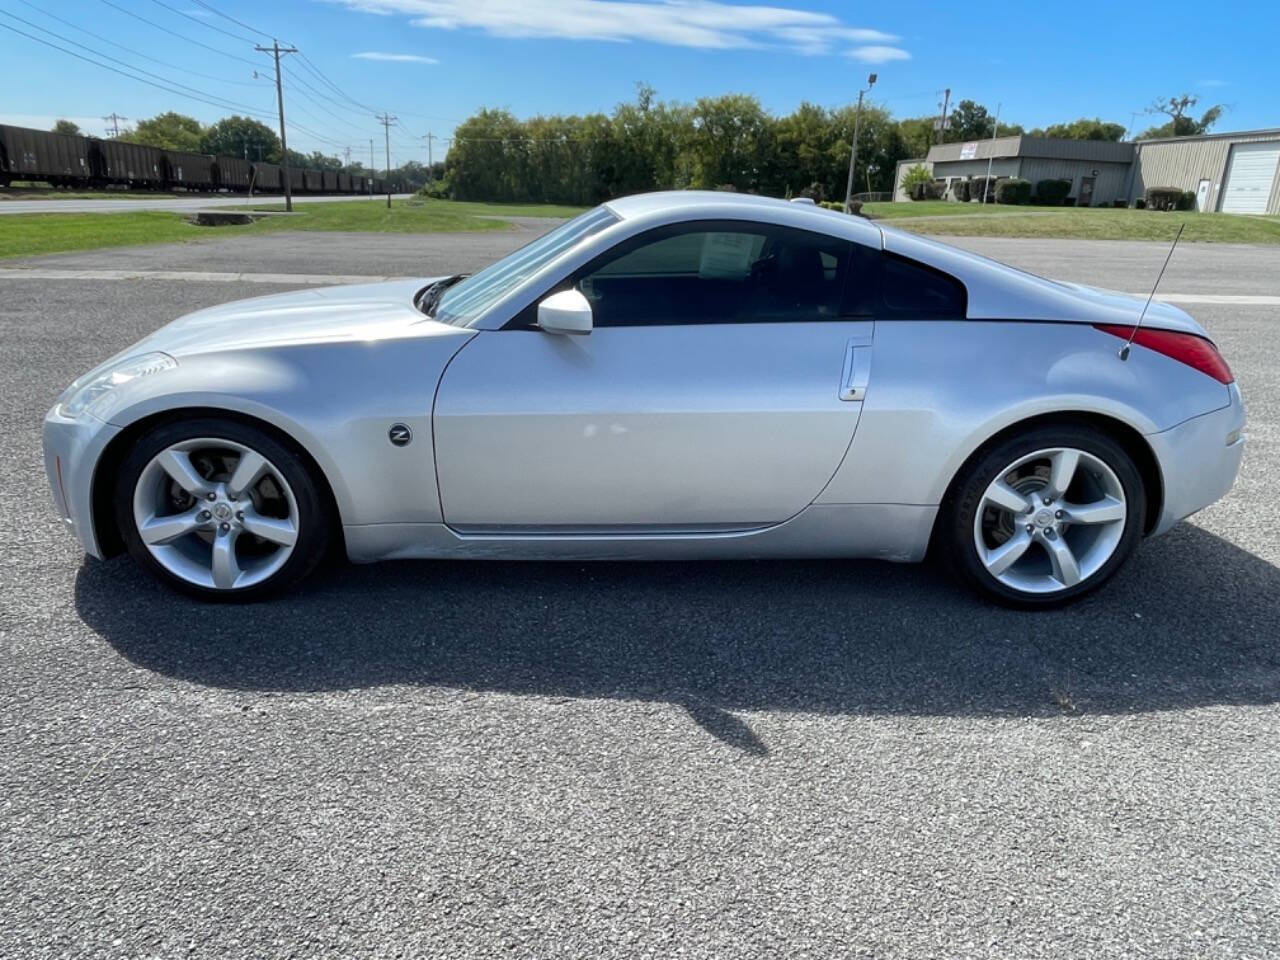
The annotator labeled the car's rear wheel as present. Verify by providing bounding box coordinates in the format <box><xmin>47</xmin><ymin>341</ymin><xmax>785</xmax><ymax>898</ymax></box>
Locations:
<box><xmin>942</xmin><ymin>425</ymin><xmax>1146</xmax><ymax>607</ymax></box>
<box><xmin>115</xmin><ymin>418</ymin><xmax>332</xmax><ymax>600</ymax></box>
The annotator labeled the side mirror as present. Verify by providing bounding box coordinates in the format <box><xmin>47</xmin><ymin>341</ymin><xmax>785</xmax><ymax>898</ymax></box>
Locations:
<box><xmin>536</xmin><ymin>289</ymin><xmax>593</xmax><ymax>335</ymax></box>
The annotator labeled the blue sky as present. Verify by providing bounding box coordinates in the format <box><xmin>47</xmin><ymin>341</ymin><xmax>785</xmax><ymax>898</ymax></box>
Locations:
<box><xmin>1</xmin><ymin>0</ymin><xmax>1275</xmax><ymax>166</ymax></box>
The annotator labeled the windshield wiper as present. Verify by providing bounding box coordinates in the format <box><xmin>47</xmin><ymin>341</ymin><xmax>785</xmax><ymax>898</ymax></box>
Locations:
<box><xmin>418</xmin><ymin>274</ymin><xmax>467</xmax><ymax>318</ymax></box>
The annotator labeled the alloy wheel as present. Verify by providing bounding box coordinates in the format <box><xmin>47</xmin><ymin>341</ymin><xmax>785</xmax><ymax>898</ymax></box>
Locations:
<box><xmin>972</xmin><ymin>446</ymin><xmax>1128</xmax><ymax>595</ymax></box>
<box><xmin>131</xmin><ymin>437</ymin><xmax>300</xmax><ymax>591</ymax></box>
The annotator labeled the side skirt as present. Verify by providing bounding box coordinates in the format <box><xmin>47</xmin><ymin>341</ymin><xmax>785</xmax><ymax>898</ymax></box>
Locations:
<box><xmin>343</xmin><ymin>503</ymin><xmax>938</xmax><ymax>564</ymax></box>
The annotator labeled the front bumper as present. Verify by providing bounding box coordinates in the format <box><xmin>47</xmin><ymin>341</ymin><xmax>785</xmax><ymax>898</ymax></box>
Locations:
<box><xmin>42</xmin><ymin>406</ymin><xmax>121</xmax><ymax>559</ymax></box>
<box><xmin>1147</xmin><ymin>382</ymin><xmax>1246</xmax><ymax>536</ymax></box>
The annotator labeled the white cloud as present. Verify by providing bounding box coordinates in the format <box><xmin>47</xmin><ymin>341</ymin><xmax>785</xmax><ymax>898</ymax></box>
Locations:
<box><xmin>847</xmin><ymin>44</ymin><xmax>910</xmax><ymax>63</ymax></box>
<box><xmin>351</xmin><ymin>51</ymin><xmax>440</xmax><ymax>62</ymax></box>
<box><xmin>329</xmin><ymin>1</ymin><xmax>905</xmax><ymax>55</ymax></box>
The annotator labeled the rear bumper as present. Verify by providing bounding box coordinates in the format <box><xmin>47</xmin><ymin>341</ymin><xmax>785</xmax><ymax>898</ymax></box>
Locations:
<box><xmin>1147</xmin><ymin>382</ymin><xmax>1245</xmax><ymax>536</ymax></box>
<box><xmin>42</xmin><ymin>406</ymin><xmax>121</xmax><ymax>559</ymax></box>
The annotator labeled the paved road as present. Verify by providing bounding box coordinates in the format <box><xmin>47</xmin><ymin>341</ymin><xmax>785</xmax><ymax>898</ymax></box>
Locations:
<box><xmin>0</xmin><ymin>193</ymin><xmax>413</xmax><ymax>215</ymax></box>
<box><xmin>1</xmin><ymin>232</ymin><xmax>1278</xmax><ymax>958</ymax></box>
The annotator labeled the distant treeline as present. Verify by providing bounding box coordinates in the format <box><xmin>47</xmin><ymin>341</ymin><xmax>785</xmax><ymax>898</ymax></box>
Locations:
<box><xmin>437</xmin><ymin>87</ymin><xmax>1221</xmax><ymax>206</ymax></box>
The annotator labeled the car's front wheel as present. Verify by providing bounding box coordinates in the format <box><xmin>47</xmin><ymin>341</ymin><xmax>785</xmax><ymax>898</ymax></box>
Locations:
<box><xmin>942</xmin><ymin>425</ymin><xmax>1146</xmax><ymax>607</ymax></box>
<box><xmin>115</xmin><ymin>418</ymin><xmax>332</xmax><ymax>600</ymax></box>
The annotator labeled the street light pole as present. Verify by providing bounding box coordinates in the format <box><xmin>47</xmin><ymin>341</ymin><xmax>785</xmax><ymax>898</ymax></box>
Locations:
<box><xmin>844</xmin><ymin>73</ymin><xmax>877</xmax><ymax>213</ymax></box>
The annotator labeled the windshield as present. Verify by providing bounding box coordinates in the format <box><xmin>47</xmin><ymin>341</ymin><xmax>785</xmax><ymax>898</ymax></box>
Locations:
<box><xmin>434</xmin><ymin>206</ymin><xmax>619</xmax><ymax>326</ymax></box>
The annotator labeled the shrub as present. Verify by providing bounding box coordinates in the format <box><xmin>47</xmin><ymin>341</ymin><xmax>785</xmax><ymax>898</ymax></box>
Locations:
<box><xmin>1177</xmin><ymin>190</ymin><xmax>1196</xmax><ymax>211</ymax></box>
<box><xmin>1134</xmin><ymin>197</ymin><xmax>1147</xmax><ymax>209</ymax></box>
<box><xmin>800</xmin><ymin>181</ymin><xmax>825</xmax><ymax>204</ymax></box>
<box><xmin>1113</xmin><ymin>199</ymin><xmax>1127</xmax><ymax>208</ymax></box>
<box><xmin>1062</xmin><ymin>196</ymin><xmax>1076</xmax><ymax>207</ymax></box>
<box><xmin>968</xmin><ymin>175</ymin><xmax>998</xmax><ymax>203</ymax></box>
<box><xmin>1144</xmin><ymin>186</ymin><xmax>1183</xmax><ymax>211</ymax></box>
<box><xmin>910</xmin><ymin>180</ymin><xmax>944</xmax><ymax>200</ymax></box>
<box><xmin>901</xmin><ymin>163</ymin><xmax>932</xmax><ymax>199</ymax></box>
<box><xmin>995</xmin><ymin>178</ymin><xmax>1032</xmax><ymax>205</ymax></box>
<box><xmin>951</xmin><ymin>179</ymin><xmax>970</xmax><ymax>202</ymax></box>
<box><xmin>416</xmin><ymin>176</ymin><xmax>451</xmax><ymax>200</ymax></box>
<box><xmin>1035</xmin><ymin>179</ymin><xmax>1071</xmax><ymax>206</ymax></box>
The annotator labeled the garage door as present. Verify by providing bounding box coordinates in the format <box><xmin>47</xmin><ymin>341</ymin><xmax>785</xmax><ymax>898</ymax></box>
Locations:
<box><xmin>1220</xmin><ymin>141</ymin><xmax>1280</xmax><ymax>214</ymax></box>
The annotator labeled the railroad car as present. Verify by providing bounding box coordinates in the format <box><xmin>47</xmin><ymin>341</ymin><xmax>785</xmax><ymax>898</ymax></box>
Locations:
<box><xmin>96</xmin><ymin>139</ymin><xmax>164</xmax><ymax>188</ymax></box>
<box><xmin>162</xmin><ymin>150</ymin><xmax>216</xmax><ymax>190</ymax></box>
<box><xmin>250</xmin><ymin>161</ymin><xmax>282</xmax><ymax>192</ymax></box>
<box><xmin>0</xmin><ymin>125</ymin><xmax>94</xmax><ymax>187</ymax></box>
<box><xmin>214</xmin><ymin>156</ymin><xmax>252</xmax><ymax>192</ymax></box>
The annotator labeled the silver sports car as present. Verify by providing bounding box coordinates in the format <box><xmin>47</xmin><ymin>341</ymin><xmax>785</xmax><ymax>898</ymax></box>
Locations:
<box><xmin>43</xmin><ymin>192</ymin><xmax>1244</xmax><ymax>606</ymax></box>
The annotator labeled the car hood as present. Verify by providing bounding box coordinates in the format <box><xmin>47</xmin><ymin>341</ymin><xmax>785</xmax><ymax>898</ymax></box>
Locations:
<box><xmin>132</xmin><ymin>277</ymin><xmax>447</xmax><ymax>357</ymax></box>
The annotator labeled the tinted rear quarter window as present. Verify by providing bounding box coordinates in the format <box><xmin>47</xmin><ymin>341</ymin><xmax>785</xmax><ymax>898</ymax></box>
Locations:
<box><xmin>880</xmin><ymin>251</ymin><xmax>967</xmax><ymax>318</ymax></box>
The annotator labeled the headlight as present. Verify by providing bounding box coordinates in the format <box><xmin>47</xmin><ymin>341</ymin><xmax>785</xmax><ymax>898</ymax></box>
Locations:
<box><xmin>57</xmin><ymin>352</ymin><xmax>177</xmax><ymax>419</ymax></box>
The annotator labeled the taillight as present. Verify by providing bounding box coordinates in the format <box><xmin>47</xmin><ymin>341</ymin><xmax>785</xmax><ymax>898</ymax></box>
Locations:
<box><xmin>1093</xmin><ymin>324</ymin><xmax>1234</xmax><ymax>384</ymax></box>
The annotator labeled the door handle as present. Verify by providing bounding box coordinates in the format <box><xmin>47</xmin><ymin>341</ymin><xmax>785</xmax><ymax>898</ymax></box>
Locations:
<box><xmin>840</xmin><ymin>344</ymin><xmax>871</xmax><ymax>402</ymax></box>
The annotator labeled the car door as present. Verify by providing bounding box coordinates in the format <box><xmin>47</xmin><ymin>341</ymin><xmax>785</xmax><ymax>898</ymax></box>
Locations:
<box><xmin>433</xmin><ymin>220</ymin><xmax>875</xmax><ymax>532</ymax></box>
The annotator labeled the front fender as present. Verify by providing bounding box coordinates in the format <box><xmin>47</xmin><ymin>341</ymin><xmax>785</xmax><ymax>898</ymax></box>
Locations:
<box><xmin>97</xmin><ymin>331</ymin><xmax>473</xmax><ymax>527</ymax></box>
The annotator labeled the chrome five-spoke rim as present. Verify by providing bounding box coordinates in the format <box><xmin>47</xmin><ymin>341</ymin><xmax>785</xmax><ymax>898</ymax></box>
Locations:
<box><xmin>973</xmin><ymin>447</ymin><xmax>1127</xmax><ymax>595</ymax></box>
<box><xmin>132</xmin><ymin>438</ymin><xmax>299</xmax><ymax>591</ymax></box>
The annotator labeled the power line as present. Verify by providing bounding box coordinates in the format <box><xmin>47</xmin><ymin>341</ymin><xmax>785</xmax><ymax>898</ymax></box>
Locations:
<box><xmin>295</xmin><ymin>52</ymin><xmax>380</xmax><ymax>115</ymax></box>
<box><xmin>0</xmin><ymin>8</ymin><xmax>269</xmax><ymax>116</ymax></box>
<box><xmin>0</xmin><ymin>16</ymin><xmax>274</xmax><ymax>119</ymax></box>
<box><xmin>147</xmin><ymin>0</ymin><xmax>256</xmax><ymax>44</ymax></box>
<box><xmin>13</xmin><ymin>0</ymin><xmax>263</xmax><ymax>87</ymax></box>
<box><xmin>188</xmin><ymin>0</ymin><xmax>273</xmax><ymax>40</ymax></box>
<box><xmin>97</xmin><ymin>0</ymin><xmax>258</xmax><ymax>67</ymax></box>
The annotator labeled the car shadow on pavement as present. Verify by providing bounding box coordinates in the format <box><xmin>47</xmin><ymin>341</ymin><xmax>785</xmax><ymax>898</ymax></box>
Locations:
<box><xmin>75</xmin><ymin>521</ymin><xmax>1280</xmax><ymax>750</ymax></box>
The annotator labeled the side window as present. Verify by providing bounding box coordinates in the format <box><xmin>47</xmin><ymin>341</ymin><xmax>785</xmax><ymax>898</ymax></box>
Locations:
<box><xmin>879</xmin><ymin>252</ymin><xmax>967</xmax><ymax>318</ymax></box>
<box><xmin>569</xmin><ymin>221</ymin><xmax>855</xmax><ymax>327</ymax></box>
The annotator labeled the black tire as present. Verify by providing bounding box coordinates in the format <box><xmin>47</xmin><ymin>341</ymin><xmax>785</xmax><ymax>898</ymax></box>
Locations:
<box><xmin>115</xmin><ymin>417</ymin><xmax>333</xmax><ymax>601</ymax></box>
<box><xmin>940</xmin><ymin>424</ymin><xmax>1146</xmax><ymax>608</ymax></box>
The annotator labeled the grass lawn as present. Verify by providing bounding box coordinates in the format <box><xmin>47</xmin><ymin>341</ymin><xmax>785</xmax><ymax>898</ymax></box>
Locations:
<box><xmin>862</xmin><ymin>201</ymin><xmax>1039</xmax><ymax>219</ymax></box>
<box><xmin>238</xmin><ymin>198</ymin><xmax>517</xmax><ymax>233</ymax></box>
<box><xmin>861</xmin><ymin>202</ymin><xmax>1280</xmax><ymax>244</ymax></box>
<box><xmin>0</xmin><ymin>210</ymin><xmax>232</xmax><ymax>259</ymax></box>
<box><xmin>0</xmin><ymin>199</ymin><xmax>569</xmax><ymax>259</ymax></box>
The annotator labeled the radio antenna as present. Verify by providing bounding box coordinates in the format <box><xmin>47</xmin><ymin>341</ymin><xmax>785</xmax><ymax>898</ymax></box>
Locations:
<box><xmin>1120</xmin><ymin>222</ymin><xmax>1184</xmax><ymax>361</ymax></box>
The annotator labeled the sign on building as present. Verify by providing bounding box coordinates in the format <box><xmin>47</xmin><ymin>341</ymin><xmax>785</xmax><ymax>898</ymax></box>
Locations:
<box><xmin>959</xmin><ymin>142</ymin><xmax>978</xmax><ymax>160</ymax></box>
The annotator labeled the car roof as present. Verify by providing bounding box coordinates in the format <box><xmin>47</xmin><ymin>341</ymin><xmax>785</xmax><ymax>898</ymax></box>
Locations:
<box><xmin>604</xmin><ymin>190</ymin><xmax>883</xmax><ymax>245</ymax></box>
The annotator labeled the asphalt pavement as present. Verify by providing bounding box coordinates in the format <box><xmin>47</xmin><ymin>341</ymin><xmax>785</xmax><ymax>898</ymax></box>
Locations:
<box><xmin>0</xmin><ymin>193</ymin><xmax>413</xmax><ymax>215</ymax></box>
<box><xmin>1</xmin><ymin>228</ymin><xmax>1278</xmax><ymax>958</ymax></box>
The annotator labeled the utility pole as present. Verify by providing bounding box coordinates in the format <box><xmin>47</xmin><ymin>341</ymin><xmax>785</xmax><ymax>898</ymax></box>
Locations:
<box><xmin>423</xmin><ymin>132</ymin><xmax>435</xmax><ymax>174</ymax></box>
<box><xmin>369</xmin><ymin>139</ymin><xmax>375</xmax><ymax>195</ymax></box>
<box><xmin>255</xmin><ymin>39</ymin><xmax>298</xmax><ymax>211</ymax></box>
<box><xmin>935</xmin><ymin>87</ymin><xmax>951</xmax><ymax>145</ymax></box>
<box><xmin>843</xmin><ymin>73</ymin><xmax>877</xmax><ymax>213</ymax></box>
<box><xmin>981</xmin><ymin>102</ymin><xmax>1001</xmax><ymax>205</ymax></box>
<box><xmin>103</xmin><ymin>113</ymin><xmax>127</xmax><ymax>137</ymax></box>
<box><xmin>376</xmin><ymin>112</ymin><xmax>396</xmax><ymax>208</ymax></box>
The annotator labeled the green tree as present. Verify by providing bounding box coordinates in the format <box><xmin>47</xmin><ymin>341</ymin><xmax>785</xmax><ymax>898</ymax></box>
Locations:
<box><xmin>685</xmin><ymin>93</ymin><xmax>773</xmax><ymax>191</ymax></box>
<box><xmin>1028</xmin><ymin>117</ymin><xmax>1126</xmax><ymax>141</ymax></box>
<box><xmin>897</xmin><ymin>116</ymin><xmax>936</xmax><ymax>158</ymax></box>
<box><xmin>51</xmin><ymin>119</ymin><xmax>81</xmax><ymax>136</ymax></box>
<box><xmin>283</xmin><ymin>149</ymin><xmax>342</xmax><ymax>171</ymax></box>
<box><xmin>200</xmin><ymin>115</ymin><xmax>281</xmax><ymax>163</ymax></box>
<box><xmin>946</xmin><ymin>100</ymin><xmax>1023</xmax><ymax>143</ymax></box>
<box><xmin>123</xmin><ymin>112</ymin><xmax>203</xmax><ymax>151</ymax></box>
<box><xmin>1139</xmin><ymin>94</ymin><xmax>1224</xmax><ymax>139</ymax></box>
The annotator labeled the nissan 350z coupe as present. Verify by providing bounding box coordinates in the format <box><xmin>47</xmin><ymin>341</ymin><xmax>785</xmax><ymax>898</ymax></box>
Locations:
<box><xmin>43</xmin><ymin>192</ymin><xmax>1245</xmax><ymax>606</ymax></box>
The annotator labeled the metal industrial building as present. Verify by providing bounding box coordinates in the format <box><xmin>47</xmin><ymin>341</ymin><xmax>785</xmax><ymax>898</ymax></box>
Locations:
<box><xmin>894</xmin><ymin>128</ymin><xmax>1280</xmax><ymax>213</ymax></box>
